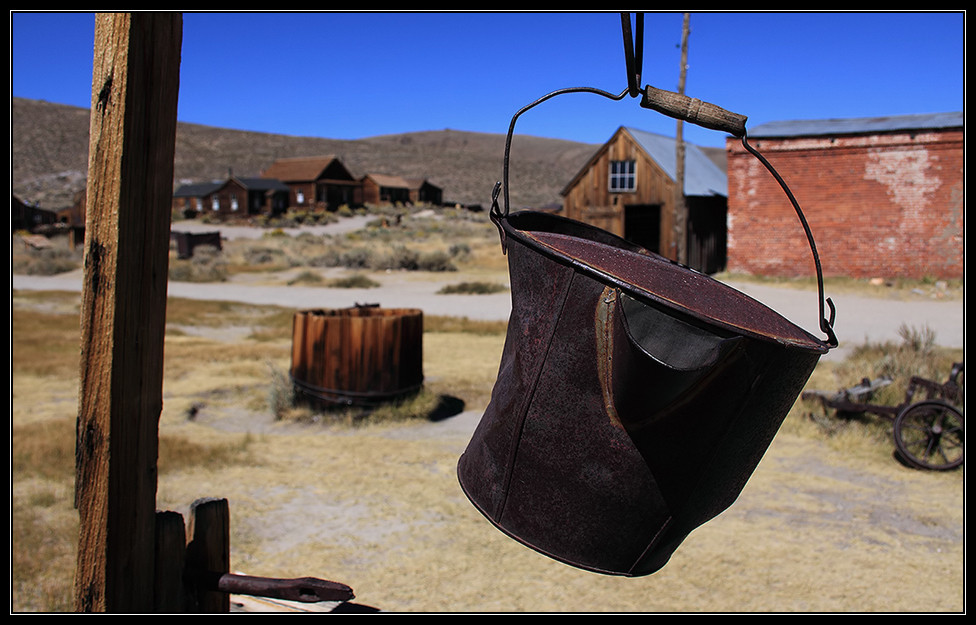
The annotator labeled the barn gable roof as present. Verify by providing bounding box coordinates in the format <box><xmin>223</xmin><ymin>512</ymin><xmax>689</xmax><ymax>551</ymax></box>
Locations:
<box><xmin>747</xmin><ymin>111</ymin><xmax>963</xmax><ymax>139</ymax></box>
<box><xmin>560</xmin><ymin>126</ymin><xmax>728</xmax><ymax>198</ymax></box>
<box><xmin>623</xmin><ymin>127</ymin><xmax>727</xmax><ymax>197</ymax></box>
<box><xmin>561</xmin><ymin>126</ymin><xmax>729</xmax><ymax>197</ymax></box>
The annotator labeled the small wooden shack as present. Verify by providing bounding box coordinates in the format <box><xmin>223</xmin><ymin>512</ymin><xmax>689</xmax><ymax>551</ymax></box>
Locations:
<box><xmin>406</xmin><ymin>178</ymin><xmax>443</xmax><ymax>205</ymax></box>
<box><xmin>172</xmin><ymin>180</ymin><xmax>221</xmax><ymax>216</ymax></box>
<box><xmin>207</xmin><ymin>176</ymin><xmax>291</xmax><ymax>218</ymax></box>
<box><xmin>359</xmin><ymin>173</ymin><xmax>413</xmax><ymax>206</ymax></box>
<box><xmin>12</xmin><ymin>195</ymin><xmax>57</xmax><ymax>231</ymax></box>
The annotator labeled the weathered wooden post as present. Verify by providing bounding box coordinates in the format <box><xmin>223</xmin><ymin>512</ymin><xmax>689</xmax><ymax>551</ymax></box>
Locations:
<box><xmin>185</xmin><ymin>498</ymin><xmax>231</xmax><ymax>612</ymax></box>
<box><xmin>72</xmin><ymin>13</ymin><xmax>362</xmax><ymax>613</ymax></box>
<box><xmin>73</xmin><ymin>12</ymin><xmax>182</xmax><ymax>612</ymax></box>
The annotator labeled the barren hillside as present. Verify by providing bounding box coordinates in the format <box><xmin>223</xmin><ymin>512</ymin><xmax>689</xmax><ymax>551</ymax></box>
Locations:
<box><xmin>11</xmin><ymin>97</ymin><xmax>602</xmax><ymax>212</ymax></box>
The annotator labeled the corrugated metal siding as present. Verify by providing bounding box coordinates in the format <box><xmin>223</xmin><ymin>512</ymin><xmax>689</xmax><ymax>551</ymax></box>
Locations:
<box><xmin>625</xmin><ymin>127</ymin><xmax>727</xmax><ymax>197</ymax></box>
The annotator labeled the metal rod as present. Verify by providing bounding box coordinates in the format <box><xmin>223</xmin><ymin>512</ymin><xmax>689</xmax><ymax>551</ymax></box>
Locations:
<box><xmin>205</xmin><ymin>572</ymin><xmax>355</xmax><ymax>604</ymax></box>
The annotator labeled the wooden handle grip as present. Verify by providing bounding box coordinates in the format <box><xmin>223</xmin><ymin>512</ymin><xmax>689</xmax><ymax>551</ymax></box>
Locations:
<box><xmin>640</xmin><ymin>85</ymin><xmax>747</xmax><ymax>137</ymax></box>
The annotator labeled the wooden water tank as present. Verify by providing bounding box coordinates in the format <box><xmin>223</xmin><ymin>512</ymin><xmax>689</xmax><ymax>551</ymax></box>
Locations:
<box><xmin>290</xmin><ymin>305</ymin><xmax>423</xmax><ymax>407</ymax></box>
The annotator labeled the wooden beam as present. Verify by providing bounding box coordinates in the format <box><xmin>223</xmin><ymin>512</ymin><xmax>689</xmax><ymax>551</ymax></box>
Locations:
<box><xmin>153</xmin><ymin>511</ymin><xmax>189</xmax><ymax>612</ymax></box>
<box><xmin>185</xmin><ymin>498</ymin><xmax>231</xmax><ymax>613</ymax></box>
<box><xmin>74</xmin><ymin>12</ymin><xmax>182</xmax><ymax>613</ymax></box>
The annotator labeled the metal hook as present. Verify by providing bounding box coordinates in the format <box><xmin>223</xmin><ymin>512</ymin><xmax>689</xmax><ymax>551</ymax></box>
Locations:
<box><xmin>621</xmin><ymin>13</ymin><xmax>644</xmax><ymax>98</ymax></box>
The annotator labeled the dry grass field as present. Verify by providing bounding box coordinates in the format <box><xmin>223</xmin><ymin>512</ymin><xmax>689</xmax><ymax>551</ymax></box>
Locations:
<box><xmin>10</xmin><ymin>217</ymin><xmax>964</xmax><ymax>613</ymax></box>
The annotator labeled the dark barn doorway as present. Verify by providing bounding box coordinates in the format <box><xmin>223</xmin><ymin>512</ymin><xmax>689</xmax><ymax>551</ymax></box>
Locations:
<box><xmin>624</xmin><ymin>204</ymin><xmax>661</xmax><ymax>254</ymax></box>
<box><xmin>686</xmin><ymin>197</ymin><xmax>727</xmax><ymax>274</ymax></box>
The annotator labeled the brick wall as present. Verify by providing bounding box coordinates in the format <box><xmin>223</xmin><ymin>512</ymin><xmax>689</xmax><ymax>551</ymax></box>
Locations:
<box><xmin>726</xmin><ymin>129</ymin><xmax>963</xmax><ymax>280</ymax></box>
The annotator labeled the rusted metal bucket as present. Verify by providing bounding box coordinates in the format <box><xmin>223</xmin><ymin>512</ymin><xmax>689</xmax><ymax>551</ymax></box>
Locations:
<box><xmin>457</xmin><ymin>84</ymin><xmax>838</xmax><ymax>576</ymax></box>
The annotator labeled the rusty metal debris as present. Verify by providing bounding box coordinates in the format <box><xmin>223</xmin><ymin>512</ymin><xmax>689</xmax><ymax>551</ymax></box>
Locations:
<box><xmin>209</xmin><ymin>573</ymin><xmax>355</xmax><ymax>604</ymax></box>
<box><xmin>802</xmin><ymin>362</ymin><xmax>964</xmax><ymax>471</ymax></box>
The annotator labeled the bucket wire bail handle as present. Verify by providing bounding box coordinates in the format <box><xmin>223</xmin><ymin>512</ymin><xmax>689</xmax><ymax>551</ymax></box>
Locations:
<box><xmin>490</xmin><ymin>12</ymin><xmax>837</xmax><ymax>348</ymax></box>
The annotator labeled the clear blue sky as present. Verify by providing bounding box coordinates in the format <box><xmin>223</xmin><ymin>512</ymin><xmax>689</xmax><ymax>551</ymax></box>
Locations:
<box><xmin>10</xmin><ymin>11</ymin><xmax>965</xmax><ymax>148</ymax></box>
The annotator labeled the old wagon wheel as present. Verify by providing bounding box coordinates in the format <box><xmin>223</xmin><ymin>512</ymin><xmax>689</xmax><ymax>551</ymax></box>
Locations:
<box><xmin>893</xmin><ymin>400</ymin><xmax>964</xmax><ymax>471</ymax></box>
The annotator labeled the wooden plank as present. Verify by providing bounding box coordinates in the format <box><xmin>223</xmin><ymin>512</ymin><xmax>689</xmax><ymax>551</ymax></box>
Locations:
<box><xmin>74</xmin><ymin>12</ymin><xmax>182</xmax><ymax>613</ymax></box>
<box><xmin>185</xmin><ymin>498</ymin><xmax>230</xmax><ymax>613</ymax></box>
<box><xmin>291</xmin><ymin>307</ymin><xmax>424</xmax><ymax>406</ymax></box>
<box><xmin>153</xmin><ymin>510</ymin><xmax>188</xmax><ymax>612</ymax></box>
<box><xmin>290</xmin><ymin>311</ymin><xmax>308</xmax><ymax>382</ymax></box>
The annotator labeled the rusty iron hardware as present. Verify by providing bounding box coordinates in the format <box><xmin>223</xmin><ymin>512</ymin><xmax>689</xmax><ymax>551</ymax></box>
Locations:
<box><xmin>620</xmin><ymin>12</ymin><xmax>644</xmax><ymax>98</ymax></box>
<box><xmin>195</xmin><ymin>571</ymin><xmax>355</xmax><ymax>604</ymax></box>
<box><xmin>802</xmin><ymin>362</ymin><xmax>964</xmax><ymax>471</ymax></box>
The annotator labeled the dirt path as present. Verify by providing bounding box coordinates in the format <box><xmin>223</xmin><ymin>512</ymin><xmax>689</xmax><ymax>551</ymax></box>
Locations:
<box><xmin>12</xmin><ymin>269</ymin><xmax>963</xmax><ymax>362</ymax></box>
<box><xmin>11</xmin><ymin>215</ymin><xmax>964</xmax><ymax>360</ymax></box>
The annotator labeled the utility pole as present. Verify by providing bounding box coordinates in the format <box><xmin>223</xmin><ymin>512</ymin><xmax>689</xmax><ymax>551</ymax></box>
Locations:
<box><xmin>673</xmin><ymin>13</ymin><xmax>690</xmax><ymax>265</ymax></box>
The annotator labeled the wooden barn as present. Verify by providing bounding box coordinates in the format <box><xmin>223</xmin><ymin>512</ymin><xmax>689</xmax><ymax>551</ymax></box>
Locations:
<box><xmin>561</xmin><ymin>126</ymin><xmax>729</xmax><ymax>274</ymax></box>
<box><xmin>260</xmin><ymin>155</ymin><xmax>359</xmax><ymax>211</ymax></box>
<box><xmin>727</xmin><ymin>112</ymin><xmax>964</xmax><ymax>280</ymax></box>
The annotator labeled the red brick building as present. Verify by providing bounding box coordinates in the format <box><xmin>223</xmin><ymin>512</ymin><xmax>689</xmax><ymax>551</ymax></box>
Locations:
<box><xmin>726</xmin><ymin>112</ymin><xmax>963</xmax><ymax>280</ymax></box>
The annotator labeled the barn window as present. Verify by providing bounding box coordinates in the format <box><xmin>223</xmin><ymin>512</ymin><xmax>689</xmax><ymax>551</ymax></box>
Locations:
<box><xmin>609</xmin><ymin>160</ymin><xmax>636</xmax><ymax>192</ymax></box>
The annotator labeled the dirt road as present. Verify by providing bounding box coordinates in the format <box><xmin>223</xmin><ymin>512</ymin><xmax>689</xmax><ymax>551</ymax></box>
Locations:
<box><xmin>12</xmin><ymin>267</ymin><xmax>963</xmax><ymax>363</ymax></box>
<box><xmin>11</xmin><ymin>216</ymin><xmax>964</xmax><ymax>362</ymax></box>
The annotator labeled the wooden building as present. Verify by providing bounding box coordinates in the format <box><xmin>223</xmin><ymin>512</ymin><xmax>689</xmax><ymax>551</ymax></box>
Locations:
<box><xmin>727</xmin><ymin>112</ymin><xmax>963</xmax><ymax>280</ymax></box>
<box><xmin>12</xmin><ymin>194</ymin><xmax>57</xmax><ymax>231</ymax></box>
<box><xmin>209</xmin><ymin>177</ymin><xmax>290</xmax><ymax>218</ymax></box>
<box><xmin>260</xmin><ymin>155</ymin><xmax>359</xmax><ymax>211</ymax></box>
<box><xmin>359</xmin><ymin>173</ymin><xmax>413</xmax><ymax>206</ymax></box>
<box><xmin>173</xmin><ymin>177</ymin><xmax>289</xmax><ymax>219</ymax></box>
<box><xmin>172</xmin><ymin>181</ymin><xmax>221</xmax><ymax>216</ymax></box>
<box><xmin>406</xmin><ymin>178</ymin><xmax>443</xmax><ymax>205</ymax></box>
<box><xmin>561</xmin><ymin>126</ymin><xmax>729</xmax><ymax>273</ymax></box>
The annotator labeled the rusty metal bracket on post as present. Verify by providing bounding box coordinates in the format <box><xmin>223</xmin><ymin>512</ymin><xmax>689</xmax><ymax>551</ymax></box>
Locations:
<box><xmin>156</xmin><ymin>498</ymin><xmax>360</xmax><ymax>612</ymax></box>
<box><xmin>192</xmin><ymin>571</ymin><xmax>355</xmax><ymax>605</ymax></box>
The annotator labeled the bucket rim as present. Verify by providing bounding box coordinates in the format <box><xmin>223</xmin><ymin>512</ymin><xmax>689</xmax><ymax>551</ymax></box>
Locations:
<box><xmin>498</xmin><ymin>210</ymin><xmax>829</xmax><ymax>355</ymax></box>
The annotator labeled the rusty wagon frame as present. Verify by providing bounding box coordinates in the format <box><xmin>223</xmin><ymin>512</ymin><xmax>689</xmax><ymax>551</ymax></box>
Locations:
<box><xmin>801</xmin><ymin>362</ymin><xmax>964</xmax><ymax>471</ymax></box>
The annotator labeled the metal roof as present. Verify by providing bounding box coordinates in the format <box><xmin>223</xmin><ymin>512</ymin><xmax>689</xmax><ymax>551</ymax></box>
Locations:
<box><xmin>624</xmin><ymin>127</ymin><xmax>728</xmax><ymax>197</ymax></box>
<box><xmin>173</xmin><ymin>181</ymin><xmax>222</xmax><ymax>197</ymax></box>
<box><xmin>234</xmin><ymin>177</ymin><xmax>290</xmax><ymax>192</ymax></box>
<box><xmin>747</xmin><ymin>111</ymin><xmax>963</xmax><ymax>139</ymax></box>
